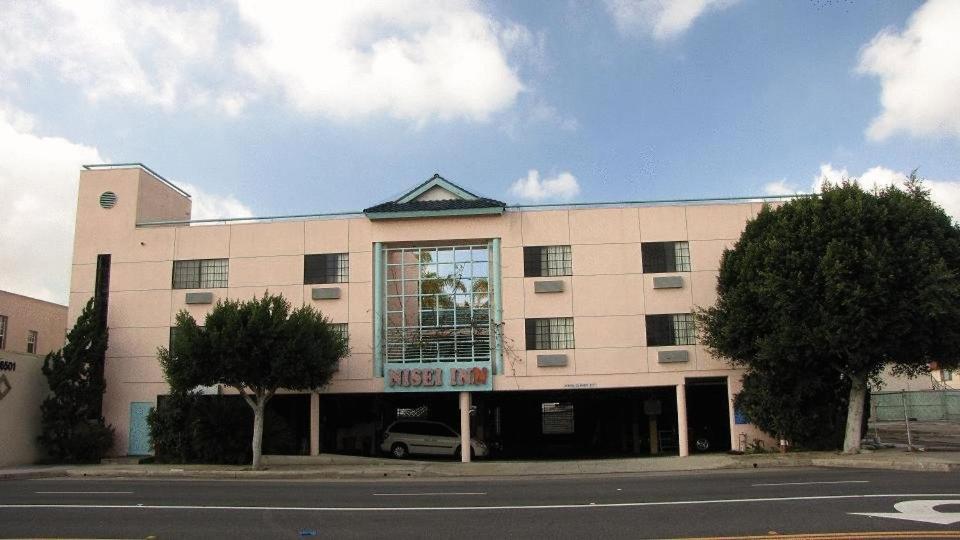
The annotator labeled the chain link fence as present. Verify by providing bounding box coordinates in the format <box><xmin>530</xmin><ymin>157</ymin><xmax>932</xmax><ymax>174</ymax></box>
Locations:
<box><xmin>868</xmin><ymin>390</ymin><xmax>960</xmax><ymax>450</ymax></box>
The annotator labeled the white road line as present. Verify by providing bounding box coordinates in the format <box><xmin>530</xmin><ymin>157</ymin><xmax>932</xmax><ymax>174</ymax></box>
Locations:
<box><xmin>1</xmin><ymin>493</ymin><xmax>957</xmax><ymax>512</ymax></box>
<box><xmin>373</xmin><ymin>492</ymin><xmax>486</xmax><ymax>496</ymax></box>
<box><xmin>34</xmin><ymin>491</ymin><xmax>134</xmax><ymax>495</ymax></box>
<box><xmin>753</xmin><ymin>481</ymin><xmax>870</xmax><ymax>487</ymax></box>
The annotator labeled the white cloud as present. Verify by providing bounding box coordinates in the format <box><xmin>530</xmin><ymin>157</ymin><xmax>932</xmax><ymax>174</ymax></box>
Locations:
<box><xmin>0</xmin><ymin>0</ymin><xmax>221</xmax><ymax>109</ymax></box>
<box><xmin>233</xmin><ymin>0</ymin><xmax>526</xmax><ymax>122</ymax></box>
<box><xmin>177</xmin><ymin>182</ymin><xmax>254</xmax><ymax>221</ymax></box>
<box><xmin>0</xmin><ymin>105</ymin><xmax>253</xmax><ymax>304</ymax></box>
<box><xmin>0</xmin><ymin>105</ymin><xmax>102</xmax><ymax>304</ymax></box>
<box><xmin>508</xmin><ymin>170</ymin><xmax>581</xmax><ymax>202</ymax></box>
<box><xmin>0</xmin><ymin>1</ymin><xmax>533</xmax><ymax>123</ymax></box>
<box><xmin>763</xmin><ymin>163</ymin><xmax>960</xmax><ymax>221</ymax></box>
<box><xmin>857</xmin><ymin>0</ymin><xmax>960</xmax><ymax>140</ymax></box>
<box><xmin>761</xmin><ymin>179</ymin><xmax>801</xmax><ymax>196</ymax></box>
<box><xmin>605</xmin><ymin>0</ymin><xmax>739</xmax><ymax>41</ymax></box>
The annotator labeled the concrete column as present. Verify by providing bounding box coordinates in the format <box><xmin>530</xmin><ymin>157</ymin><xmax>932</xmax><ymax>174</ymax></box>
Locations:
<box><xmin>310</xmin><ymin>392</ymin><xmax>320</xmax><ymax>457</ymax></box>
<box><xmin>727</xmin><ymin>375</ymin><xmax>739</xmax><ymax>452</ymax></box>
<box><xmin>676</xmin><ymin>382</ymin><xmax>689</xmax><ymax>457</ymax></box>
<box><xmin>459</xmin><ymin>391</ymin><xmax>471</xmax><ymax>463</ymax></box>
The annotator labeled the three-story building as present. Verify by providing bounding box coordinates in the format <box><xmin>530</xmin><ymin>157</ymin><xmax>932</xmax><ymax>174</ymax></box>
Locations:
<box><xmin>69</xmin><ymin>164</ymin><xmax>776</xmax><ymax>460</ymax></box>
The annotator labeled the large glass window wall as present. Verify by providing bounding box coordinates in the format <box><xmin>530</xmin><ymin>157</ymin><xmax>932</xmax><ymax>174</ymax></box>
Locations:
<box><xmin>384</xmin><ymin>244</ymin><xmax>492</xmax><ymax>363</ymax></box>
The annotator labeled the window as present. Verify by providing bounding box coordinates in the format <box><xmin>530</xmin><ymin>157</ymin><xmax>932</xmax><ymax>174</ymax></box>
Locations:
<box><xmin>525</xmin><ymin>317</ymin><xmax>575</xmax><ymax>350</ymax></box>
<box><xmin>331</xmin><ymin>323</ymin><xmax>348</xmax><ymax>343</ymax></box>
<box><xmin>172</xmin><ymin>259</ymin><xmax>228</xmax><ymax>289</ymax></box>
<box><xmin>304</xmin><ymin>253</ymin><xmax>349</xmax><ymax>284</ymax></box>
<box><xmin>641</xmin><ymin>241</ymin><xmax>691</xmax><ymax>273</ymax></box>
<box><xmin>524</xmin><ymin>245</ymin><xmax>572</xmax><ymax>277</ymax></box>
<box><xmin>0</xmin><ymin>315</ymin><xmax>6</xmax><ymax>349</ymax></box>
<box><xmin>26</xmin><ymin>330</ymin><xmax>38</xmax><ymax>354</ymax></box>
<box><xmin>384</xmin><ymin>244</ymin><xmax>491</xmax><ymax>363</ymax></box>
<box><xmin>646</xmin><ymin>314</ymin><xmax>696</xmax><ymax>346</ymax></box>
<box><xmin>942</xmin><ymin>369</ymin><xmax>954</xmax><ymax>382</ymax></box>
<box><xmin>542</xmin><ymin>402</ymin><xmax>575</xmax><ymax>434</ymax></box>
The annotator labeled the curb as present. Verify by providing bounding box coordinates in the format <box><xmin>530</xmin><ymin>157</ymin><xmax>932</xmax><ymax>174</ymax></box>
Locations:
<box><xmin>0</xmin><ymin>470</ymin><xmax>69</xmax><ymax>481</ymax></box>
<box><xmin>4</xmin><ymin>454</ymin><xmax>958</xmax><ymax>481</ymax></box>
<box><xmin>811</xmin><ymin>458</ymin><xmax>960</xmax><ymax>472</ymax></box>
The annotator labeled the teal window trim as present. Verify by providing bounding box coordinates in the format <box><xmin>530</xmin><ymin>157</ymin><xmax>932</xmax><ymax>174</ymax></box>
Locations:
<box><xmin>373</xmin><ymin>242</ymin><xmax>384</xmax><ymax>377</ymax></box>
<box><xmin>491</xmin><ymin>238</ymin><xmax>503</xmax><ymax>375</ymax></box>
<box><xmin>382</xmin><ymin>244</ymin><xmax>492</xmax><ymax>364</ymax></box>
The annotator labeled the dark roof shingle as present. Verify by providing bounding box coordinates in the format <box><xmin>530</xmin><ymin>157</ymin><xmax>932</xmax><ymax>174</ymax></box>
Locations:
<box><xmin>363</xmin><ymin>198</ymin><xmax>505</xmax><ymax>214</ymax></box>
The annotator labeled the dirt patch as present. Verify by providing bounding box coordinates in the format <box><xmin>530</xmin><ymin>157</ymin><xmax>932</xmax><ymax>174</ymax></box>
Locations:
<box><xmin>867</xmin><ymin>420</ymin><xmax>960</xmax><ymax>449</ymax></box>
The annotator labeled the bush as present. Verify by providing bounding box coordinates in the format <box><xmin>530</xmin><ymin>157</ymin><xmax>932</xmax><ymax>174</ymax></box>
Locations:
<box><xmin>149</xmin><ymin>394</ymin><xmax>296</xmax><ymax>464</ymax></box>
<box><xmin>38</xmin><ymin>417</ymin><xmax>114</xmax><ymax>464</ymax></box>
<box><xmin>147</xmin><ymin>391</ymin><xmax>199</xmax><ymax>463</ymax></box>
<box><xmin>38</xmin><ymin>299</ymin><xmax>114</xmax><ymax>463</ymax></box>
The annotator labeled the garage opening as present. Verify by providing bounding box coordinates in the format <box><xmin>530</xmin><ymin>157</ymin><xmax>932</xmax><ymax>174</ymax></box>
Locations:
<box><xmin>475</xmin><ymin>387</ymin><xmax>679</xmax><ymax>459</ymax></box>
<box><xmin>316</xmin><ymin>385</ymin><xmax>725</xmax><ymax>460</ymax></box>
<box><xmin>318</xmin><ymin>393</ymin><xmax>460</xmax><ymax>456</ymax></box>
<box><xmin>684</xmin><ymin>377</ymin><xmax>732</xmax><ymax>453</ymax></box>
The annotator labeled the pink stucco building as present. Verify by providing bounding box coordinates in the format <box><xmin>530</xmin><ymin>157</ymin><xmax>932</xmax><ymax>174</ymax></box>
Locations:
<box><xmin>69</xmin><ymin>163</ymin><xmax>779</xmax><ymax>460</ymax></box>
<box><xmin>0</xmin><ymin>290</ymin><xmax>67</xmax><ymax>466</ymax></box>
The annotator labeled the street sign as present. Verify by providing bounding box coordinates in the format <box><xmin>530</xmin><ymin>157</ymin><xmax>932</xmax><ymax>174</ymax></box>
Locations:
<box><xmin>852</xmin><ymin>499</ymin><xmax>960</xmax><ymax>525</ymax></box>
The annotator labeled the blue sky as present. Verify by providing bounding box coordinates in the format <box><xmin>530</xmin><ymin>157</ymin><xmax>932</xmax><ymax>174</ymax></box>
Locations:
<box><xmin>1</xmin><ymin>0</ymin><xmax>959</xmax><ymax>303</ymax></box>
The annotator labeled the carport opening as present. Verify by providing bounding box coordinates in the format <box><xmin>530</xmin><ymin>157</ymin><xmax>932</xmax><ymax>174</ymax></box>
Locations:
<box><xmin>319</xmin><ymin>393</ymin><xmax>461</xmax><ymax>456</ymax></box>
<box><xmin>685</xmin><ymin>377</ymin><xmax>732</xmax><ymax>453</ymax></box>
<box><xmin>477</xmin><ymin>387</ymin><xmax>680</xmax><ymax>459</ymax></box>
<box><xmin>316</xmin><ymin>383</ymin><xmax>733</xmax><ymax>459</ymax></box>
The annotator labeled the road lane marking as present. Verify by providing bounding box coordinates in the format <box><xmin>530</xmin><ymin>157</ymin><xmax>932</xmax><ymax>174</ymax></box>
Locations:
<box><xmin>852</xmin><ymin>499</ymin><xmax>960</xmax><ymax>525</ymax></box>
<box><xmin>34</xmin><ymin>491</ymin><xmax>134</xmax><ymax>494</ymax></box>
<box><xmin>752</xmin><ymin>481</ymin><xmax>870</xmax><ymax>487</ymax></box>
<box><xmin>373</xmin><ymin>492</ymin><xmax>486</xmax><ymax>496</ymax></box>
<box><xmin>1</xmin><ymin>493</ymin><xmax>958</xmax><ymax>512</ymax></box>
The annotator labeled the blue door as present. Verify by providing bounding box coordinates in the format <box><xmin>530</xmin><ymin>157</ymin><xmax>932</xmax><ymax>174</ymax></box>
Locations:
<box><xmin>128</xmin><ymin>402</ymin><xmax>153</xmax><ymax>456</ymax></box>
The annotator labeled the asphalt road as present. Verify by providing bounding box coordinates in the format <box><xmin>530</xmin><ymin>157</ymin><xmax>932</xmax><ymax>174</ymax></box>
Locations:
<box><xmin>1</xmin><ymin>467</ymin><xmax>959</xmax><ymax>539</ymax></box>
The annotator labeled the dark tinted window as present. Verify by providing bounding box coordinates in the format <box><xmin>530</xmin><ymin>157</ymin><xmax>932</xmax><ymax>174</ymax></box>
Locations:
<box><xmin>646</xmin><ymin>314</ymin><xmax>696</xmax><ymax>346</ymax></box>
<box><xmin>645</xmin><ymin>315</ymin><xmax>674</xmax><ymax>346</ymax></box>
<box><xmin>525</xmin><ymin>317</ymin><xmax>575</xmax><ymax>350</ymax></box>
<box><xmin>524</xmin><ymin>246</ymin><xmax>572</xmax><ymax>277</ymax></box>
<box><xmin>641</xmin><ymin>242</ymin><xmax>691</xmax><ymax>273</ymax></box>
<box><xmin>305</xmin><ymin>253</ymin><xmax>348</xmax><ymax>284</ymax></box>
<box><xmin>172</xmin><ymin>259</ymin><xmax>228</xmax><ymax>289</ymax></box>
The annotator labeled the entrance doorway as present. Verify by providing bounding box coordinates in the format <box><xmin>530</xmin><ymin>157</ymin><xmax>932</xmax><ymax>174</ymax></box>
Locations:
<box><xmin>128</xmin><ymin>402</ymin><xmax>153</xmax><ymax>456</ymax></box>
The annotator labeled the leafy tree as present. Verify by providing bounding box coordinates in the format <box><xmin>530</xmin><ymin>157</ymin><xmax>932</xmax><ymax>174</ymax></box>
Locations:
<box><xmin>38</xmin><ymin>299</ymin><xmax>114</xmax><ymax>462</ymax></box>
<box><xmin>700</xmin><ymin>179</ymin><xmax>960</xmax><ymax>453</ymax></box>
<box><xmin>159</xmin><ymin>293</ymin><xmax>346</xmax><ymax>468</ymax></box>
<box><xmin>733</xmin><ymin>360</ymin><xmax>851</xmax><ymax>450</ymax></box>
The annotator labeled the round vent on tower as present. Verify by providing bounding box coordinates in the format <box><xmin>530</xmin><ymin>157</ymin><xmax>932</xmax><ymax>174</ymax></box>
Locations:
<box><xmin>99</xmin><ymin>191</ymin><xmax>118</xmax><ymax>209</ymax></box>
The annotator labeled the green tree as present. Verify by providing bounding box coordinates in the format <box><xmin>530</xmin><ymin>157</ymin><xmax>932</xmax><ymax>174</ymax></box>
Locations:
<box><xmin>700</xmin><ymin>178</ymin><xmax>960</xmax><ymax>453</ymax></box>
<box><xmin>38</xmin><ymin>299</ymin><xmax>114</xmax><ymax>462</ymax></box>
<box><xmin>732</xmin><ymin>360</ymin><xmax>851</xmax><ymax>450</ymax></box>
<box><xmin>159</xmin><ymin>293</ymin><xmax>346</xmax><ymax>468</ymax></box>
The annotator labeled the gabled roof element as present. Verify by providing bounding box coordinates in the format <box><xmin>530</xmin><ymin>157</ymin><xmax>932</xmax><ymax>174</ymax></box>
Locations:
<box><xmin>364</xmin><ymin>174</ymin><xmax>505</xmax><ymax>220</ymax></box>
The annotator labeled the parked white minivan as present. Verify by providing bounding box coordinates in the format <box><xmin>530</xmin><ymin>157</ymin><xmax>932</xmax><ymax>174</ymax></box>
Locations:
<box><xmin>380</xmin><ymin>420</ymin><xmax>488</xmax><ymax>459</ymax></box>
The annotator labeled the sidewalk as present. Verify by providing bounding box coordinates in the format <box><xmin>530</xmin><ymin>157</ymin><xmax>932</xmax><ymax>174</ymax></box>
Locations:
<box><xmin>2</xmin><ymin>448</ymin><xmax>958</xmax><ymax>481</ymax></box>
